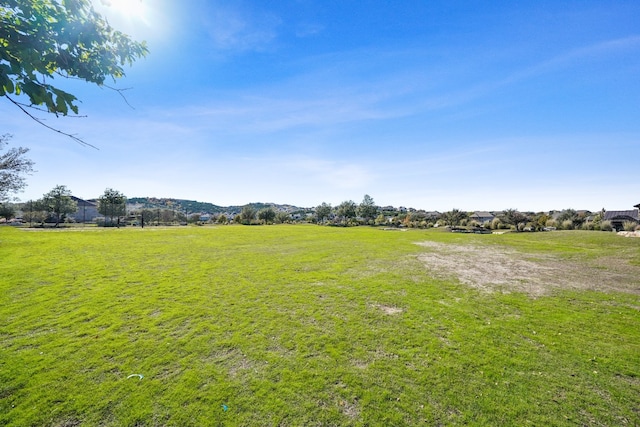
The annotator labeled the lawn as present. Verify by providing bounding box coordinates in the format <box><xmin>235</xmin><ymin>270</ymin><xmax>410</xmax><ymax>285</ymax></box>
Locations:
<box><xmin>1</xmin><ymin>225</ymin><xmax>639</xmax><ymax>426</ymax></box>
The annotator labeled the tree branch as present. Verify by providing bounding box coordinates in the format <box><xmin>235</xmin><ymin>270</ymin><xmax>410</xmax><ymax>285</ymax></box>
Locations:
<box><xmin>53</xmin><ymin>72</ymin><xmax>138</xmax><ymax>110</ymax></box>
<box><xmin>5</xmin><ymin>95</ymin><xmax>98</xmax><ymax>150</ymax></box>
<box><xmin>9</xmin><ymin>98</ymin><xmax>88</xmax><ymax>118</ymax></box>
<box><xmin>102</xmin><ymin>84</ymin><xmax>136</xmax><ymax>110</ymax></box>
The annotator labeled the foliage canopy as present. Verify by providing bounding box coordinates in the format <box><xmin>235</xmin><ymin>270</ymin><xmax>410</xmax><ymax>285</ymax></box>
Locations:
<box><xmin>336</xmin><ymin>200</ymin><xmax>356</xmax><ymax>222</ymax></box>
<box><xmin>0</xmin><ymin>0</ymin><xmax>148</xmax><ymax>123</ymax></box>
<box><xmin>441</xmin><ymin>208</ymin><xmax>467</xmax><ymax>226</ymax></box>
<box><xmin>98</xmin><ymin>188</ymin><xmax>126</xmax><ymax>225</ymax></box>
<box><xmin>42</xmin><ymin>184</ymin><xmax>76</xmax><ymax>226</ymax></box>
<box><xmin>357</xmin><ymin>194</ymin><xmax>378</xmax><ymax>222</ymax></box>
<box><xmin>315</xmin><ymin>202</ymin><xmax>331</xmax><ymax>223</ymax></box>
<box><xmin>0</xmin><ymin>134</ymin><xmax>34</xmax><ymax>202</ymax></box>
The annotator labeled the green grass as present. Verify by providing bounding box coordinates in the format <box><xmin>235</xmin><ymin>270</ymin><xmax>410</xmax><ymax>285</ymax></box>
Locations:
<box><xmin>1</xmin><ymin>226</ymin><xmax>639</xmax><ymax>426</ymax></box>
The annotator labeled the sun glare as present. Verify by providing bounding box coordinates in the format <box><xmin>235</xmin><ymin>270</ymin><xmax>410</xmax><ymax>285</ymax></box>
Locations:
<box><xmin>99</xmin><ymin>0</ymin><xmax>147</xmax><ymax>22</ymax></box>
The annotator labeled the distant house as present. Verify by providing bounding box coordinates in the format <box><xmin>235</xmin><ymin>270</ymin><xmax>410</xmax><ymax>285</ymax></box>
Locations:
<box><xmin>71</xmin><ymin>196</ymin><xmax>100</xmax><ymax>223</ymax></box>
<box><xmin>470</xmin><ymin>211</ymin><xmax>495</xmax><ymax>224</ymax></box>
<box><xmin>604</xmin><ymin>208</ymin><xmax>639</xmax><ymax>232</ymax></box>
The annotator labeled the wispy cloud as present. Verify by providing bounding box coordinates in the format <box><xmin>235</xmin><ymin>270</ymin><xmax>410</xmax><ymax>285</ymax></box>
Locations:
<box><xmin>199</xmin><ymin>3</ymin><xmax>281</xmax><ymax>52</ymax></box>
<box><xmin>295</xmin><ymin>22</ymin><xmax>324</xmax><ymax>38</ymax></box>
<box><xmin>168</xmin><ymin>35</ymin><xmax>640</xmax><ymax>136</ymax></box>
<box><xmin>499</xmin><ymin>35</ymin><xmax>640</xmax><ymax>85</ymax></box>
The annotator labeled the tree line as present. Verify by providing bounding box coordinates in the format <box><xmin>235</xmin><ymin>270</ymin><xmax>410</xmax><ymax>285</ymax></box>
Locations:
<box><xmin>0</xmin><ymin>185</ymin><xmax>624</xmax><ymax>233</ymax></box>
<box><xmin>8</xmin><ymin>186</ymin><xmax>127</xmax><ymax>227</ymax></box>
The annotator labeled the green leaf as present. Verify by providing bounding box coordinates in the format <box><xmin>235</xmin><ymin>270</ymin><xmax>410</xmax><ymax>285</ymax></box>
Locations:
<box><xmin>1</xmin><ymin>0</ymin><xmax>147</xmax><ymax>117</ymax></box>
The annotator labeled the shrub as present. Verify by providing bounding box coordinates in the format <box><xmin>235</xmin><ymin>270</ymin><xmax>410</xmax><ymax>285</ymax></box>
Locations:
<box><xmin>491</xmin><ymin>221</ymin><xmax>503</xmax><ymax>230</ymax></box>
<box><xmin>581</xmin><ymin>222</ymin><xmax>595</xmax><ymax>231</ymax></box>
<box><xmin>374</xmin><ymin>214</ymin><xmax>387</xmax><ymax>226</ymax></box>
<box><xmin>561</xmin><ymin>220</ymin><xmax>574</xmax><ymax>230</ymax></box>
<box><xmin>600</xmin><ymin>220</ymin><xmax>613</xmax><ymax>232</ymax></box>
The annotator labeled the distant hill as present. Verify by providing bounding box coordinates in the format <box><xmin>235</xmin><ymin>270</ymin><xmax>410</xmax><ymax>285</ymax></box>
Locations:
<box><xmin>126</xmin><ymin>197</ymin><xmax>309</xmax><ymax>215</ymax></box>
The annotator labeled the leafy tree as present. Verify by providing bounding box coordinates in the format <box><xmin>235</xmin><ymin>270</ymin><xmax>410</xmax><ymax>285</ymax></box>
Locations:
<box><xmin>1</xmin><ymin>0</ymin><xmax>148</xmax><ymax>144</ymax></box>
<box><xmin>336</xmin><ymin>200</ymin><xmax>357</xmax><ymax>224</ymax></box>
<box><xmin>239</xmin><ymin>206</ymin><xmax>256</xmax><ymax>224</ymax></box>
<box><xmin>97</xmin><ymin>188</ymin><xmax>126</xmax><ymax>226</ymax></box>
<box><xmin>42</xmin><ymin>185</ymin><xmax>76</xmax><ymax>227</ymax></box>
<box><xmin>161</xmin><ymin>208</ymin><xmax>177</xmax><ymax>225</ymax></box>
<box><xmin>217</xmin><ymin>214</ymin><xmax>228</xmax><ymax>224</ymax></box>
<box><xmin>500</xmin><ymin>209</ymin><xmax>529</xmax><ymax>232</ymax></box>
<box><xmin>0</xmin><ymin>202</ymin><xmax>15</xmax><ymax>220</ymax></box>
<box><xmin>591</xmin><ymin>209</ymin><xmax>605</xmax><ymax>229</ymax></box>
<box><xmin>357</xmin><ymin>194</ymin><xmax>378</xmax><ymax>224</ymax></box>
<box><xmin>556</xmin><ymin>209</ymin><xmax>577</xmax><ymax>224</ymax></box>
<box><xmin>0</xmin><ymin>134</ymin><xmax>34</xmax><ymax>202</ymax></box>
<box><xmin>257</xmin><ymin>207</ymin><xmax>276</xmax><ymax>224</ymax></box>
<box><xmin>315</xmin><ymin>202</ymin><xmax>332</xmax><ymax>224</ymax></box>
<box><xmin>139</xmin><ymin>208</ymin><xmax>159</xmax><ymax>226</ymax></box>
<box><xmin>22</xmin><ymin>199</ymin><xmax>46</xmax><ymax>226</ymax></box>
<box><xmin>532</xmin><ymin>212</ymin><xmax>550</xmax><ymax>230</ymax></box>
<box><xmin>442</xmin><ymin>209</ymin><xmax>467</xmax><ymax>227</ymax></box>
<box><xmin>275</xmin><ymin>211</ymin><xmax>290</xmax><ymax>224</ymax></box>
<box><xmin>557</xmin><ymin>208</ymin><xmax>587</xmax><ymax>229</ymax></box>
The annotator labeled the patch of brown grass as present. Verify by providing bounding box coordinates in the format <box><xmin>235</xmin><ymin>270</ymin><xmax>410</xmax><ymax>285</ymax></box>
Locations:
<box><xmin>416</xmin><ymin>241</ymin><xmax>640</xmax><ymax>296</ymax></box>
<box><xmin>371</xmin><ymin>303</ymin><xmax>404</xmax><ymax>315</ymax></box>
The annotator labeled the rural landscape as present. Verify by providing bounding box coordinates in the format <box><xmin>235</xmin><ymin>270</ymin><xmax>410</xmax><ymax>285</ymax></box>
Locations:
<box><xmin>2</xmin><ymin>0</ymin><xmax>640</xmax><ymax>426</ymax></box>
<box><xmin>1</xmin><ymin>223</ymin><xmax>639</xmax><ymax>426</ymax></box>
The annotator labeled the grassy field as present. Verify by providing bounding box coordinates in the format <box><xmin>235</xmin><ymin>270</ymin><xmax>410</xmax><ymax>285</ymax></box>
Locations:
<box><xmin>1</xmin><ymin>225</ymin><xmax>639</xmax><ymax>426</ymax></box>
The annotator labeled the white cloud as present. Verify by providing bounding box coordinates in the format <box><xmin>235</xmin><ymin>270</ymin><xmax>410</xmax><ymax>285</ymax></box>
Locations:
<box><xmin>200</xmin><ymin>4</ymin><xmax>281</xmax><ymax>52</ymax></box>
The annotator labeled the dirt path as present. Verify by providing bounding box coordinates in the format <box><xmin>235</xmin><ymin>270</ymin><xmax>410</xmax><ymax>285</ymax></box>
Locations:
<box><xmin>416</xmin><ymin>241</ymin><xmax>640</xmax><ymax>296</ymax></box>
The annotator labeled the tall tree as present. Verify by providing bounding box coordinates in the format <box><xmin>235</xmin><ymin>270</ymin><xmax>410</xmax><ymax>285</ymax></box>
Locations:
<box><xmin>336</xmin><ymin>200</ymin><xmax>357</xmax><ymax>224</ymax></box>
<box><xmin>0</xmin><ymin>134</ymin><xmax>34</xmax><ymax>202</ymax></box>
<box><xmin>0</xmin><ymin>0</ymin><xmax>148</xmax><ymax>144</ymax></box>
<box><xmin>97</xmin><ymin>188</ymin><xmax>126</xmax><ymax>226</ymax></box>
<box><xmin>42</xmin><ymin>185</ymin><xmax>76</xmax><ymax>226</ymax></box>
<box><xmin>315</xmin><ymin>202</ymin><xmax>332</xmax><ymax>224</ymax></box>
<box><xmin>357</xmin><ymin>194</ymin><xmax>378</xmax><ymax>224</ymax></box>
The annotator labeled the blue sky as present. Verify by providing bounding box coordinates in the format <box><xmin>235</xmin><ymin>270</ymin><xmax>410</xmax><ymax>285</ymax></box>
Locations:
<box><xmin>2</xmin><ymin>0</ymin><xmax>639</xmax><ymax>211</ymax></box>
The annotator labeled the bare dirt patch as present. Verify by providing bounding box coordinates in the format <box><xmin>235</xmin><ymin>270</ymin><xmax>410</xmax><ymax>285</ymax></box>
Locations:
<box><xmin>369</xmin><ymin>303</ymin><xmax>404</xmax><ymax>316</ymax></box>
<box><xmin>618</xmin><ymin>231</ymin><xmax>640</xmax><ymax>238</ymax></box>
<box><xmin>372</xmin><ymin>304</ymin><xmax>404</xmax><ymax>315</ymax></box>
<box><xmin>416</xmin><ymin>241</ymin><xmax>640</xmax><ymax>296</ymax></box>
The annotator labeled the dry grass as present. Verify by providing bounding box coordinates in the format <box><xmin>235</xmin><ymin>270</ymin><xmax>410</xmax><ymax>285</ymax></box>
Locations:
<box><xmin>369</xmin><ymin>303</ymin><xmax>404</xmax><ymax>315</ymax></box>
<box><xmin>416</xmin><ymin>241</ymin><xmax>640</xmax><ymax>296</ymax></box>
